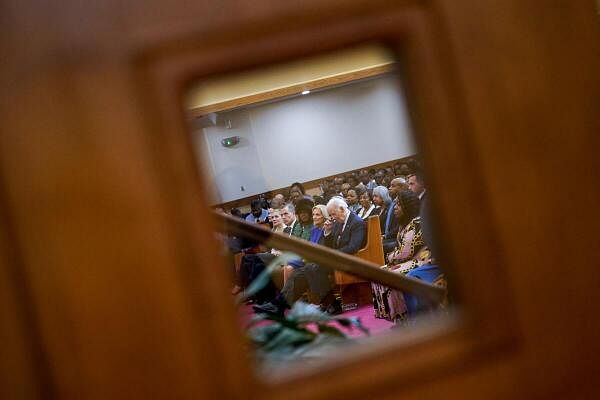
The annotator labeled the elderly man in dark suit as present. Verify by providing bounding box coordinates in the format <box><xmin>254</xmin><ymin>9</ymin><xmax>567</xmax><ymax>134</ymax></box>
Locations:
<box><xmin>322</xmin><ymin>196</ymin><xmax>366</xmax><ymax>254</ymax></box>
<box><xmin>253</xmin><ymin>197</ymin><xmax>366</xmax><ymax>316</ymax></box>
<box><xmin>317</xmin><ymin>197</ymin><xmax>368</xmax><ymax>313</ymax></box>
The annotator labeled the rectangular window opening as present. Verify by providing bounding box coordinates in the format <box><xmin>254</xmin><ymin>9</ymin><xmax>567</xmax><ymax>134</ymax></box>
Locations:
<box><xmin>182</xmin><ymin>43</ymin><xmax>459</xmax><ymax>380</ymax></box>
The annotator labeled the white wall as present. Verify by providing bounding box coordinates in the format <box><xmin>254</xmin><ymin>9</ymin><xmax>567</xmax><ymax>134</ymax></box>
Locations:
<box><xmin>194</xmin><ymin>75</ymin><xmax>416</xmax><ymax>204</ymax></box>
<box><xmin>198</xmin><ymin>109</ymin><xmax>268</xmax><ymax>204</ymax></box>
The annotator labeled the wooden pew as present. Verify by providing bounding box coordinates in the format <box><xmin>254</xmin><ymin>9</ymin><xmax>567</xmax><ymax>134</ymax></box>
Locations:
<box><xmin>219</xmin><ymin>212</ymin><xmax>445</xmax><ymax>306</ymax></box>
<box><xmin>236</xmin><ymin>216</ymin><xmax>388</xmax><ymax>307</ymax></box>
<box><xmin>334</xmin><ymin>215</ymin><xmax>385</xmax><ymax>310</ymax></box>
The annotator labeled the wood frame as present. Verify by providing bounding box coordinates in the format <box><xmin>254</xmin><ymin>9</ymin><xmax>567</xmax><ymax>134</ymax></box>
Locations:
<box><xmin>3</xmin><ymin>1</ymin><xmax>598</xmax><ymax>399</ymax></box>
<box><xmin>189</xmin><ymin>63</ymin><xmax>394</xmax><ymax>117</ymax></box>
<box><xmin>133</xmin><ymin>2</ymin><xmax>518</xmax><ymax>400</ymax></box>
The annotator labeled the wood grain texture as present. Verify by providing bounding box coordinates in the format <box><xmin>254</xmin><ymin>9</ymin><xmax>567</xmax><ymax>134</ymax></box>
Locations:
<box><xmin>431</xmin><ymin>1</ymin><xmax>600</xmax><ymax>397</ymax></box>
<box><xmin>334</xmin><ymin>214</ymin><xmax>385</xmax><ymax>285</ymax></box>
<box><xmin>0</xmin><ymin>179</ymin><xmax>49</xmax><ymax>399</ymax></box>
<box><xmin>189</xmin><ymin>64</ymin><xmax>393</xmax><ymax>116</ymax></box>
<box><xmin>0</xmin><ymin>0</ymin><xmax>598</xmax><ymax>399</ymax></box>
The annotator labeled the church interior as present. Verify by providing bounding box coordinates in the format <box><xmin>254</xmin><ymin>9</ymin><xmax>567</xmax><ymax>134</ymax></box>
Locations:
<box><xmin>185</xmin><ymin>45</ymin><xmax>453</xmax><ymax>375</ymax></box>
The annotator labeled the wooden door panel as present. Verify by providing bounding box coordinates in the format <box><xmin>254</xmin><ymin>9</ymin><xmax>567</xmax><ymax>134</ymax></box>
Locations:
<box><xmin>1</xmin><ymin>1</ymin><xmax>598</xmax><ymax>399</ymax></box>
<box><xmin>436</xmin><ymin>1</ymin><xmax>600</xmax><ymax>397</ymax></box>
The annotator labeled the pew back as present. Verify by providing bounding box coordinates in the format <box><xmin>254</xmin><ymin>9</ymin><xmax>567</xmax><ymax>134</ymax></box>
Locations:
<box><xmin>334</xmin><ymin>215</ymin><xmax>385</xmax><ymax>285</ymax></box>
<box><xmin>332</xmin><ymin>215</ymin><xmax>385</xmax><ymax>308</ymax></box>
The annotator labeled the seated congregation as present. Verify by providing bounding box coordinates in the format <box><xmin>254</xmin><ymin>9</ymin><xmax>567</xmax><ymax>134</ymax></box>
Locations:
<box><xmin>221</xmin><ymin>161</ymin><xmax>446</xmax><ymax>326</ymax></box>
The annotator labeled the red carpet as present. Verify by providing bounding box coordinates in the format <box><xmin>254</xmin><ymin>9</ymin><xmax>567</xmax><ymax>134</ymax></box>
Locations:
<box><xmin>338</xmin><ymin>304</ymin><xmax>394</xmax><ymax>337</ymax></box>
<box><xmin>239</xmin><ymin>303</ymin><xmax>393</xmax><ymax>338</ymax></box>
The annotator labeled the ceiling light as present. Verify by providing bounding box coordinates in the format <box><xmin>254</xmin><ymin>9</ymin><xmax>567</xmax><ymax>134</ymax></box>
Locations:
<box><xmin>301</xmin><ymin>90</ymin><xmax>310</xmax><ymax>95</ymax></box>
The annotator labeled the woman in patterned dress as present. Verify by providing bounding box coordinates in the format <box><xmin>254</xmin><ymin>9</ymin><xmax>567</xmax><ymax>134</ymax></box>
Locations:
<box><xmin>372</xmin><ymin>190</ymin><xmax>431</xmax><ymax>322</ymax></box>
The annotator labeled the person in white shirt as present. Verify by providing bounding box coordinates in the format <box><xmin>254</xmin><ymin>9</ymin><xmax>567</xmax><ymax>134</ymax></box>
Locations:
<box><xmin>356</xmin><ymin>189</ymin><xmax>377</xmax><ymax>219</ymax></box>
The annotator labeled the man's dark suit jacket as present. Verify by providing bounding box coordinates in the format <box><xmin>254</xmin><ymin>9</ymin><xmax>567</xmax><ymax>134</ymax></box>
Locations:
<box><xmin>374</xmin><ymin>204</ymin><xmax>398</xmax><ymax>239</ymax></box>
<box><xmin>324</xmin><ymin>211</ymin><xmax>367</xmax><ymax>254</ymax></box>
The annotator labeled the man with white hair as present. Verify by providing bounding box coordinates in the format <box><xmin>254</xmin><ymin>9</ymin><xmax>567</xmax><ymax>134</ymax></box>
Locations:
<box><xmin>253</xmin><ymin>198</ymin><xmax>366</xmax><ymax>316</ymax></box>
<box><xmin>323</xmin><ymin>197</ymin><xmax>366</xmax><ymax>255</ymax></box>
<box><xmin>319</xmin><ymin>197</ymin><xmax>367</xmax><ymax>314</ymax></box>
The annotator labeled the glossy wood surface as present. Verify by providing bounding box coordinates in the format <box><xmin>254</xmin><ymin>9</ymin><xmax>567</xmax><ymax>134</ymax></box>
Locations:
<box><xmin>335</xmin><ymin>215</ymin><xmax>385</xmax><ymax>285</ymax></box>
<box><xmin>1</xmin><ymin>1</ymin><xmax>598</xmax><ymax>399</ymax></box>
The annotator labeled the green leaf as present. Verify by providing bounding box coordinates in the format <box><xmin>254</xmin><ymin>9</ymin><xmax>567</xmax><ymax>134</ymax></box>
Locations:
<box><xmin>248</xmin><ymin>324</ymin><xmax>282</xmax><ymax>345</ymax></box>
<box><xmin>262</xmin><ymin>327</ymin><xmax>316</xmax><ymax>351</ymax></box>
<box><xmin>287</xmin><ymin>301</ymin><xmax>334</xmax><ymax>323</ymax></box>
<box><xmin>246</xmin><ymin>313</ymin><xmax>272</xmax><ymax>328</ymax></box>
<box><xmin>236</xmin><ymin>252</ymin><xmax>300</xmax><ymax>304</ymax></box>
<box><xmin>287</xmin><ymin>301</ymin><xmax>370</xmax><ymax>336</ymax></box>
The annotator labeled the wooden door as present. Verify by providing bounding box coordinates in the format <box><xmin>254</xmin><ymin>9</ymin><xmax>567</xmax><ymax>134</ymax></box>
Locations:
<box><xmin>1</xmin><ymin>1</ymin><xmax>599</xmax><ymax>399</ymax></box>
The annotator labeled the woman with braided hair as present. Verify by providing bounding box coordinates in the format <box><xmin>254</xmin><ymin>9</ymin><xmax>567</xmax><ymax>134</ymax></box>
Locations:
<box><xmin>371</xmin><ymin>189</ymin><xmax>433</xmax><ymax>323</ymax></box>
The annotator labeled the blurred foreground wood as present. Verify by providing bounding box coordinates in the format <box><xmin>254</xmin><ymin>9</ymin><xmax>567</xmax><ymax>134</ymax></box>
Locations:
<box><xmin>0</xmin><ymin>1</ymin><xmax>598</xmax><ymax>399</ymax></box>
